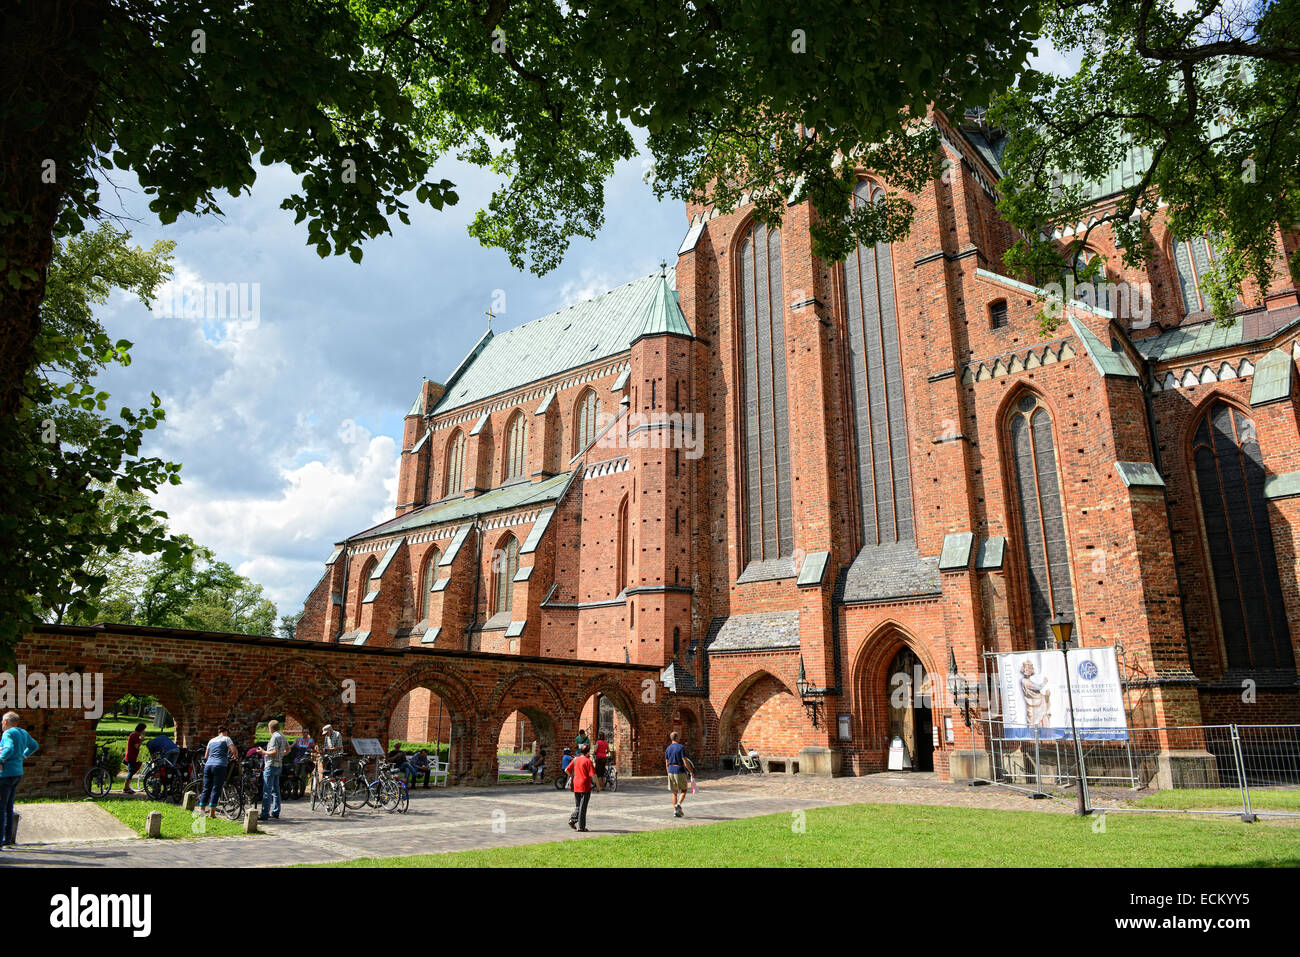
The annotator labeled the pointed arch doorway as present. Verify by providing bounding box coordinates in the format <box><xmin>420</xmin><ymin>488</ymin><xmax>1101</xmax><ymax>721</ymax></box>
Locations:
<box><xmin>887</xmin><ymin>647</ymin><xmax>934</xmax><ymax>771</ymax></box>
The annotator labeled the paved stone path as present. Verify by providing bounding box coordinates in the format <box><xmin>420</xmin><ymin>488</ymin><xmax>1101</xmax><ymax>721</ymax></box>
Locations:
<box><xmin>0</xmin><ymin>771</ymin><xmax>1074</xmax><ymax>868</ymax></box>
<box><xmin>13</xmin><ymin>802</ymin><xmax>137</xmax><ymax>844</ymax></box>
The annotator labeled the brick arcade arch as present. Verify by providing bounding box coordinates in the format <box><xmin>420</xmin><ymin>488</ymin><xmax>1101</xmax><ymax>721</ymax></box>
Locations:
<box><xmin>575</xmin><ymin>676</ymin><xmax>640</xmax><ymax>773</ymax></box>
<box><xmin>14</xmin><ymin>624</ymin><xmax>677</xmax><ymax>794</ymax></box>
<box><xmin>376</xmin><ymin>665</ymin><xmax>479</xmax><ymax>782</ymax></box>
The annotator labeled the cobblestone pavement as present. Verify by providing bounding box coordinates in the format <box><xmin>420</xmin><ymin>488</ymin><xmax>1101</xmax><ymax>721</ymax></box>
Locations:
<box><xmin>0</xmin><ymin>771</ymin><xmax>1074</xmax><ymax>868</ymax></box>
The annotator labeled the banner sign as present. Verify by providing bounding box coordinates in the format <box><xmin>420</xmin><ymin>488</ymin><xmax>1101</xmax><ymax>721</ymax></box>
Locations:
<box><xmin>996</xmin><ymin>646</ymin><xmax>1128</xmax><ymax>741</ymax></box>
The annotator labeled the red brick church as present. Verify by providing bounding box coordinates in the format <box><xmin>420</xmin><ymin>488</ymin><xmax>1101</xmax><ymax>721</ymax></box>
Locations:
<box><xmin>298</xmin><ymin>109</ymin><xmax>1300</xmax><ymax>779</ymax></box>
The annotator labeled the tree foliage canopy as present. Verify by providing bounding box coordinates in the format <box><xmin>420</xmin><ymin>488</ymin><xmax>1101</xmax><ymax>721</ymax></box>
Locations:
<box><xmin>990</xmin><ymin>0</ymin><xmax>1300</xmax><ymax>326</ymax></box>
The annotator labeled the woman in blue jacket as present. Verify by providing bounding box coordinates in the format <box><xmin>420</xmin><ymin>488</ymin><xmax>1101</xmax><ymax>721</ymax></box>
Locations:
<box><xmin>0</xmin><ymin>711</ymin><xmax>40</xmax><ymax>848</ymax></box>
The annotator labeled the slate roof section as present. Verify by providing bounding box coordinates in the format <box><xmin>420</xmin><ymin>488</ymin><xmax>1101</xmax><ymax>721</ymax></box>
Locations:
<box><xmin>841</xmin><ymin>541</ymin><xmax>941</xmax><ymax>603</ymax></box>
<box><xmin>430</xmin><ymin>269</ymin><xmax>675</xmax><ymax>416</ymax></box>
<box><xmin>347</xmin><ymin>472</ymin><xmax>572</xmax><ymax>543</ymax></box>
<box><xmin>660</xmin><ymin>660</ymin><xmax>702</xmax><ymax>694</ymax></box>
<box><xmin>371</xmin><ymin>537</ymin><xmax>405</xmax><ymax>579</ymax></box>
<box><xmin>705</xmin><ymin>610</ymin><xmax>801</xmax><ymax>653</ymax></box>
<box><xmin>796</xmin><ymin>551</ymin><xmax>830</xmax><ymax>587</ymax></box>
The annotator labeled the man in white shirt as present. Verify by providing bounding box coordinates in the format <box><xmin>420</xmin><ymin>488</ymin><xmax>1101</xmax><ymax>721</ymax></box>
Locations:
<box><xmin>259</xmin><ymin>719</ymin><xmax>289</xmax><ymax>821</ymax></box>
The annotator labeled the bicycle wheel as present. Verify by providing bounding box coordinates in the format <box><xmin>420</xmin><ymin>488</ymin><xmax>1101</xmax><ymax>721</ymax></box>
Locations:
<box><xmin>391</xmin><ymin>782</ymin><xmax>409</xmax><ymax>814</ymax></box>
<box><xmin>310</xmin><ymin>772</ymin><xmax>322</xmax><ymax>812</ymax></box>
<box><xmin>328</xmin><ymin>780</ymin><xmax>346</xmax><ymax>817</ymax></box>
<box><xmin>218</xmin><ymin>785</ymin><xmax>245</xmax><ymax>822</ymax></box>
<box><xmin>554</xmin><ymin>774</ymin><xmax>566</xmax><ymax>790</ymax></box>
<box><xmin>378</xmin><ymin>780</ymin><xmax>401</xmax><ymax>812</ymax></box>
<box><xmin>83</xmin><ymin>766</ymin><xmax>112</xmax><ymax>798</ymax></box>
<box><xmin>142</xmin><ymin>766</ymin><xmax>166</xmax><ymax>800</ymax></box>
<box><xmin>343</xmin><ymin>774</ymin><xmax>369</xmax><ymax>811</ymax></box>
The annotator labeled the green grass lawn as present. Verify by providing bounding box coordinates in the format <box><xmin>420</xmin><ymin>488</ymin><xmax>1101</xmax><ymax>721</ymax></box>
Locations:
<box><xmin>1131</xmin><ymin>788</ymin><xmax>1300</xmax><ymax>812</ymax></box>
<box><xmin>305</xmin><ymin>803</ymin><xmax>1300</xmax><ymax>868</ymax></box>
<box><xmin>19</xmin><ymin>796</ymin><xmax>251</xmax><ymax>840</ymax></box>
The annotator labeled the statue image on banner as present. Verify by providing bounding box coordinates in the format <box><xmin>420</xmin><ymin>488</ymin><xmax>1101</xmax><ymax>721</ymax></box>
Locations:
<box><xmin>1019</xmin><ymin>659</ymin><xmax>1052</xmax><ymax>728</ymax></box>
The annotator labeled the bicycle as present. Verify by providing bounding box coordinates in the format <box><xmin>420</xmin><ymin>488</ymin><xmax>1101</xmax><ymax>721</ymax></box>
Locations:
<box><xmin>344</xmin><ymin>757</ymin><xmax>404</xmax><ymax>811</ymax></box>
<box><xmin>310</xmin><ymin>754</ymin><xmax>348</xmax><ymax>816</ymax></box>
<box><xmin>83</xmin><ymin>744</ymin><xmax>115</xmax><ymax>798</ymax></box>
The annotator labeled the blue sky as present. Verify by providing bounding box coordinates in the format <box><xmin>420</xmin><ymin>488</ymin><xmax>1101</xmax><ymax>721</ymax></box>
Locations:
<box><xmin>93</xmin><ymin>135</ymin><xmax>687</xmax><ymax>616</ymax></box>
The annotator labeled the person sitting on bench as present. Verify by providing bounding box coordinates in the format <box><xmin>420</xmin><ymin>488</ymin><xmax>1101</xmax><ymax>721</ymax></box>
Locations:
<box><xmin>407</xmin><ymin>750</ymin><xmax>433</xmax><ymax>788</ymax></box>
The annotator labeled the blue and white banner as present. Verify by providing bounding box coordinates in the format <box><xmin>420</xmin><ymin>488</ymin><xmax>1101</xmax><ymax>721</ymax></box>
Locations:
<box><xmin>996</xmin><ymin>647</ymin><xmax>1129</xmax><ymax>741</ymax></box>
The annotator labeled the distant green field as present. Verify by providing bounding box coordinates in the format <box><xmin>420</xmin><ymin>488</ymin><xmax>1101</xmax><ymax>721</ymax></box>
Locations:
<box><xmin>1131</xmin><ymin>788</ymin><xmax>1300</xmax><ymax>812</ymax></box>
<box><xmin>306</xmin><ymin>802</ymin><xmax>1300</xmax><ymax>868</ymax></box>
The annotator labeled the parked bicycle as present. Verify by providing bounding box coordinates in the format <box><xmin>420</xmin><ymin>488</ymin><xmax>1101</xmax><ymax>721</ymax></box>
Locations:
<box><xmin>309</xmin><ymin>753</ymin><xmax>348</xmax><ymax>816</ymax></box>
<box><xmin>83</xmin><ymin>744</ymin><xmax>116</xmax><ymax>798</ymax></box>
<box><xmin>343</xmin><ymin>756</ymin><xmax>405</xmax><ymax>812</ymax></box>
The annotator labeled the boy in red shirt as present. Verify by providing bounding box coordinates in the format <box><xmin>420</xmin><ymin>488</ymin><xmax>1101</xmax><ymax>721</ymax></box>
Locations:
<box><xmin>566</xmin><ymin>742</ymin><xmax>601</xmax><ymax>831</ymax></box>
<box><xmin>123</xmin><ymin>722</ymin><xmax>146</xmax><ymax>795</ymax></box>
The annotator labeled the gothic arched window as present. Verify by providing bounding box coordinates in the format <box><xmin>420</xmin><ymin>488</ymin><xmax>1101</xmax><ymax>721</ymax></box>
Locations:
<box><xmin>493</xmin><ymin>535</ymin><xmax>520</xmax><ymax>616</ymax></box>
<box><xmin>575</xmin><ymin>389</ymin><xmax>601</xmax><ymax>454</ymax></box>
<box><xmin>420</xmin><ymin>547</ymin><xmax>441</xmax><ymax>619</ymax></box>
<box><xmin>738</xmin><ymin>220</ymin><xmax>793</xmax><ymax>562</ymax></box>
<box><xmin>1192</xmin><ymin>401</ymin><xmax>1294</xmax><ymax>670</ymax></box>
<box><xmin>442</xmin><ymin>430</ymin><xmax>465</xmax><ymax>498</ymax></box>
<box><xmin>843</xmin><ymin>179</ymin><xmax>913</xmax><ymax>547</ymax></box>
<box><xmin>1007</xmin><ymin>393</ymin><xmax>1075</xmax><ymax>648</ymax></box>
<box><xmin>1172</xmin><ymin>234</ymin><xmax>1220</xmax><ymax>315</ymax></box>
<box><xmin>504</xmin><ymin>412</ymin><xmax>528</xmax><ymax>481</ymax></box>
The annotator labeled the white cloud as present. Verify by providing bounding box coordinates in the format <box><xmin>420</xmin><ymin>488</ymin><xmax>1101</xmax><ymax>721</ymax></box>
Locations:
<box><xmin>154</xmin><ymin>431</ymin><xmax>400</xmax><ymax>612</ymax></box>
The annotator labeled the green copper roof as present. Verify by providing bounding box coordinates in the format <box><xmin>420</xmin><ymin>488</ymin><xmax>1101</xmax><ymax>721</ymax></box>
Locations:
<box><xmin>634</xmin><ymin>273</ymin><xmax>693</xmax><ymax>342</ymax></box>
<box><xmin>431</xmin><ymin>269</ymin><xmax>674</xmax><ymax>416</ymax></box>
<box><xmin>347</xmin><ymin>471</ymin><xmax>574</xmax><ymax>543</ymax></box>
<box><xmin>1067</xmin><ymin>316</ymin><xmax>1140</xmax><ymax>378</ymax></box>
<box><xmin>1135</xmin><ymin>313</ymin><xmax>1300</xmax><ymax>364</ymax></box>
<box><xmin>1250</xmin><ymin>348</ymin><xmax>1293</xmax><ymax>406</ymax></box>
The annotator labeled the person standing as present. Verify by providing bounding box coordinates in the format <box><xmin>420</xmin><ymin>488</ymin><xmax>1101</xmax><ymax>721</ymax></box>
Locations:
<box><xmin>123</xmin><ymin>722</ymin><xmax>146</xmax><ymax>794</ymax></box>
<box><xmin>574</xmin><ymin>727</ymin><xmax>590</xmax><ymax>755</ymax></box>
<box><xmin>259</xmin><ymin>719</ymin><xmax>288</xmax><ymax>821</ymax></box>
<box><xmin>198</xmin><ymin>725</ymin><xmax>236</xmax><ymax>819</ymax></box>
<box><xmin>593</xmin><ymin>731</ymin><xmax>610</xmax><ymax>782</ymax></box>
<box><xmin>565</xmin><ymin>742</ymin><xmax>600</xmax><ymax>832</ymax></box>
<box><xmin>0</xmin><ymin>712</ymin><xmax>39</xmax><ymax>849</ymax></box>
<box><xmin>665</xmin><ymin>731</ymin><xmax>695</xmax><ymax>818</ymax></box>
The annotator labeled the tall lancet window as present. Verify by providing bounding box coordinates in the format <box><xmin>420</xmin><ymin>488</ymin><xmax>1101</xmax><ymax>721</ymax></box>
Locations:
<box><xmin>739</xmin><ymin>221</ymin><xmax>793</xmax><ymax>562</ymax></box>
<box><xmin>1192</xmin><ymin>401</ymin><xmax>1294</xmax><ymax>670</ymax></box>
<box><xmin>1008</xmin><ymin>393</ymin><xmax>1075</xmax><ymax>648</ymax></box>
<box><xmin>575</xmin><ymin>389</ymin><xmax>601</xmax><ymax>454</ymax></box>
<box><xmin>442</xmin><ymin>429</ymin><xmax>465</xmax><ymax>498</ymax></box>
<box><xmin>504</xmin><ymin>412</ymin><xmax>528</xmax><ymax>481</ymax></box>
<box><xmin>842</xmin><ymin>180</ymin><xmax>913</xmax><ymax>547</ymax></box>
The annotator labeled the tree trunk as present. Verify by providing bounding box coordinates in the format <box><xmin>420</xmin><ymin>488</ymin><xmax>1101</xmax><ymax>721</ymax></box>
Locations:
<box><xmin>0</xmin><ymin>0</ymin><xmax>105</xmax><ymax>415</ymax></box>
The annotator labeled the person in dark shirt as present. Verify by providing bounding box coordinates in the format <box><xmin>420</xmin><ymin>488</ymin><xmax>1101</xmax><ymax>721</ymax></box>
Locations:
<box><xmin>664</xmin><ymin>731</ymin><xmax>695</xmax><ymax>818</ymax></box>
